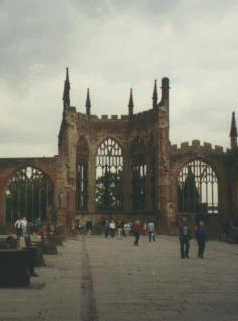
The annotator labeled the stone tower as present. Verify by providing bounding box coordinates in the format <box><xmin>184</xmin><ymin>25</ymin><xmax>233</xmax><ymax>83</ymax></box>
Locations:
<box><xmin>58</xmin><ymin>69</ymin><xmax>171</xmax><ymax>228</ymax></box>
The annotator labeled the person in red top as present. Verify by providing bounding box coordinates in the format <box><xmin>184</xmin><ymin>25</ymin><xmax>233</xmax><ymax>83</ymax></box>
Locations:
<box><xmin>133</xmin><ymin>219</ymin><xmax>141</xmax><ymax>246</ymax></box>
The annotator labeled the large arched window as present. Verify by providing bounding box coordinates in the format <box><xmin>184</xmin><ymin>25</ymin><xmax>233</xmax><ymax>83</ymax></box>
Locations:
<box><xmin>131</xmin><ymin>137</ymin><xmax>147</xmax><ymax>211</ymax></box>
<box><xmin>76</xmin><ymin>136</ymin><xmax>89</xmax><ymax>211</ymax></box>
<box><xmin>96</xmin><ymin>138</ymin><xmax>123</xmax><ymax>212</ymax></box>
<box><xmin>5</xmin><ymin>166</ymin><xmax>54</xmax><ymax>223</ymax></box>
<box><xmin>178</xmin><ymin>160</ymin><xmax>218</xmax><ymax>215</ymax></box>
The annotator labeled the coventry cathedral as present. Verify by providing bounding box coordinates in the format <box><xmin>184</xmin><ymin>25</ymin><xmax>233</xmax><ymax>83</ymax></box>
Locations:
<box><xmin>1</xmin><ymin>68</ymin><xmax>238</xmax><ymax>235</ymax></box>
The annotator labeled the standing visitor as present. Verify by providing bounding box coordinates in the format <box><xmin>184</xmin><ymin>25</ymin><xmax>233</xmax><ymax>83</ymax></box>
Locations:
<box><xmin>117</xmin><ymin>220</ymin><xmax>122</xmax><ymax>239</ymax></box>
<box><xmin>21</xmin><ymin>217</ymin><xmax>28</xmax><ymax>238</ymax></box>
<box><xmin>86</xmin><ymin>220</ymin><xmax>93</xmax><ymax>237</ymax></box>
<box><xmin>15</xmin><ymin>217</ymin><xmax>22</xmax><ymax>238</ymax></box>
<box><xmin>109</xmin><ymin>219</ymin><xmax>116</xmax><ymax>237</ymax></box>
<box><xmin>104</xmin><ymin>219</ymin><xmax>109</xmax><ymax>238</ymax></box>
<box><xmin>121</xmin><ymin>219</ymin><xmax>125</xmax><ymax>236</ymax></box>
<box><xmin>124</xmin><ymin>222</ymin><xmax>130</xmax><ymax>236</ymax></box>
<box><xmin>195</xmin><ymin>221</ymin><xmax>208</xmax><ymax>258</ymax></box>
<box><xmin>179</xmin><ymin>218</ymin><xmax>192</xmax><ymax>258</ymax></box>
<box><xmin>147</xmin><ymin>220</ymin><xmax>155</xmax><ymax>242</ymax></box>
<box><xmin>133</xmin><ymin>219</ymin><xmax>141</xmax><ymax>246</ymax></box>
<box><xmin>35</xmin><ymin>217</ymin><xmax>41</xmax><ymax>232</ymax></box>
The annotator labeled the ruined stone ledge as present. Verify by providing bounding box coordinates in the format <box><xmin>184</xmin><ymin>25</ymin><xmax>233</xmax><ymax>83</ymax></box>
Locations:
<box><xmin>170</xmin><ymin>141</ymin><xmax>225</xmax><ymax>154</ymax></box>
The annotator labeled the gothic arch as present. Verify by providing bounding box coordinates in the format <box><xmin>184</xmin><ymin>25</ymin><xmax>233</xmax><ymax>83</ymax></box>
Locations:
<box><xmin>5</xmin><ymin>166</ymin><xmax>54</xmax><ymax>223</ymax></box>
<box><xmin>171</xmin><ymin>156</ymin><xmax>221</xmax><ymax>184</ymax></box>
<box><xmin>95</xmin><ymin>137</ymin><xmax>123</xmax><ymax>212</ymax></box>
<box><xmin>131</xmin><ymin>137</ymin><xmax>147</xmax><ymax>211</ymax></box>
<box><xmin>176</xmin><ymin>159</ymin><xmax>218</xmax><ymax>216</ymax></box>
<box><xmin>76</xmin><ymin>136</ymin><xmax>89</xmax><ymax>212</ymax></box>
<box><xmin>95</xmin><ymin>136</ymin><xmax>124</xmax><ymax>157</ymax></box>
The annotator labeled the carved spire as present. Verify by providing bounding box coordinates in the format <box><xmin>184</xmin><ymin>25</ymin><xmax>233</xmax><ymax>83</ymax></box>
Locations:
<box><xmin>63</xmin><ymin>67</ymin><xmax>70</xmax><ymax>110</ymax></box>
<box><xmin>85</xmin><ymin>88</ymin><xmax>91</xmax><ymax>116</ymax></box>
<box><xmin>152</xmin><ymin>79</ymin><xmax>158</xmax><ymax>108</ymax></box>
<box><xmin>128</xmin><ymin>88</ymin><xmax>134</xmax><ymax>118</ymax></box>
<box><xmin>230</xmin><ymin>112</ymin><xmax>237</xmax><ymax>137</ymax></box>
<box><xmin>230</xmin><ymin>111</ymin><xmax>237</xmax><ymax>150</ymax></box>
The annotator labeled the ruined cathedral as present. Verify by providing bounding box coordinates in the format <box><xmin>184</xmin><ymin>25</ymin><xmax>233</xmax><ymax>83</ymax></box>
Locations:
<box><xmin>1</xmin><ymin>69</ymin><xmax>238</xmax><ymax>235</ymax></box>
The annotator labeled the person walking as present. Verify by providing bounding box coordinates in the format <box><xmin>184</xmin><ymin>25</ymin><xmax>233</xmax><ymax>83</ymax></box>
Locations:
<box><xmin>179</xmin><ymin>218</ymin><xmax>192</xmax><ymax>258</ymax></box>
<box><xmin>15</xmin><ymin>217</ymin><xmax>23</xmax><ymax>238</ymax></box>
<box><xmin>147</xmin><ymin>220</ymin><xmax>155</xmax><ymax>242</ymax></box>
<box><xmin>133</xmin><ymin>219</ymin><xmax>141</xmax><ymax>246</ymax></box>
<box><xmin>195</xmin><ymin>221</ymin><xmax>208</xmax><ymax>258</ymax></box>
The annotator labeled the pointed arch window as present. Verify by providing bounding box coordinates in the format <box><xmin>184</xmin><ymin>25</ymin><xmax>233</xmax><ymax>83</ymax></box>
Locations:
<box><xmin>96</xmin><ymin>138</ymin><xmax>123</xmax><ymax>212</ymax></box>
<box><xmin>76</xmin><ymin>137</ymin><xmax>89</xmax><ymax>211</ymax></box>
<box><xmin>5</xmin><ymin>166</ymin><xmax>54</xmax><ymax>223</ymax></box>
<box><xmin>178</xmin><ymin>160</ymin><xmax>218</xmax><ymax>215</ymax></box>
<box><xmin>131</xmin><ymin>137</ymin><xmax>147</xmax><ymax>211</ymax></box>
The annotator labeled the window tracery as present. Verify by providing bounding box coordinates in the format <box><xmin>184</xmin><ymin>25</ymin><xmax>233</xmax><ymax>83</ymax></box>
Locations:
<box><xmin>178</xmin><ymin>160</ymin><xmax>218</xmax><ymax>215</ymax></box>
<box><xmin>76</xmin><ymin>136</ymin><xmax>89</xmax><ymax>211</ymax></box>
<box><xmin>131</xmin><ymin>137</ymin><xmax>147</xmax><ymax>211</ymax></box>
<box><xmin>95</xmin><ymin>138</ymin><xmax>123</xmax><ymax>212</ymax></box>
<box><xmin>5</xmin><ymin>166</ymin><xmax>54</xmax><ymax>223</ymax></box>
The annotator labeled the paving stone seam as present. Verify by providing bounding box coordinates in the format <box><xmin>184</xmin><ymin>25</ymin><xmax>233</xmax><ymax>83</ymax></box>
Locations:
<box><xmin>80</xmin><ymin>236</ymin><xmax>99</xmax><ymax>321</ymax></box>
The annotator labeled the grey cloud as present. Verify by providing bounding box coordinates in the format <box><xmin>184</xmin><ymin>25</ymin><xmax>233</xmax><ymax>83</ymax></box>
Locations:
<box><xmin>176</xmin><ymin>99</ymin><xmax>232</xmax><ymax>134</ymax></box>
<box><xmin>0</xmin><ymin>126</ymin><xmax>56</xmax><ymax>145</ymax></box>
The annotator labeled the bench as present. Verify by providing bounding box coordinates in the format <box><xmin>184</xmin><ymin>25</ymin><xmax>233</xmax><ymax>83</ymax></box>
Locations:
<box><xmin>0</xmin><ymin>249</ymin><xmax>30</xmax><ymax>286</ymax></box>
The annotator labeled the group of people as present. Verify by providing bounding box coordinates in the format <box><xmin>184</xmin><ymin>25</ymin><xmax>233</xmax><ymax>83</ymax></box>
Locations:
<box><xmin>14</xmin><ymin>217</ymin><xmax>42</xmax><ymax>238</ymax></box>
<box><xmin>104</xmin><ymin>219</ymin><xmax>125</xmax><ymax>238</ymax></box>
<box><xmin>80</xmin><ymin>216</ymin><xmax>208</xmax><ymax>258</ymax></box>
<box><xmin>14</xmin><ymin>217</ymin><xmax>28</xmax><ymax>238</ymax></box>
<box><xmin>179</xmin><ymin>218</ymin><xmax>208</xmax><ymax>259</ymax></box>
<box><xmin>103</xmin><ymin>218</ymin><xmax>155</xmax><ymax>245</ymax></box>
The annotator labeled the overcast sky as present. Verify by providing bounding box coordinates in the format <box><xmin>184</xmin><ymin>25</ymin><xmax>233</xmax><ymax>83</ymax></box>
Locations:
<box><xmin>0</xmin><ymin>0</ymin><xmax>238</xmax><ymax>157</ymax></box>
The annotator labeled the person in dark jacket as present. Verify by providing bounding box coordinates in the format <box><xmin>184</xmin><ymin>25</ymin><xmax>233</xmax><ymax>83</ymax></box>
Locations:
<box><xmin>133</xmin><ymin>219</ymin><xmax>141</xmax><ymax>246</ymax></box>
<box><xmin>86</xmin><ymin>220</ymin><xmax>92</xmax><ymax>237</ymax></box>
<box><xmin>104</xmin><ymin>219</ymin><xmax>109</xmax><ymax>238</ymax></box>
<box><xmin>195</xmin><ymin>221</ymin><xmax>208</xmax><ymax>258</ymax></box>
<box><xmin>179</xmin><ymin>218</ymin><xmax>192</xmax><ymax>258</ymax></box>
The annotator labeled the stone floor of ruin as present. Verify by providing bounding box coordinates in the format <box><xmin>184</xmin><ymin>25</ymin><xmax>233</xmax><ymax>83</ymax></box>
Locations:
<box><xmin>0</xmin><ymin>234</ymin><xmax>238</xmax><ymax>320</ymax></box>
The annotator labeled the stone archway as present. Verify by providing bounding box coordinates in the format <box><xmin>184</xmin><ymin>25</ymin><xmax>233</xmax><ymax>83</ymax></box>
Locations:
<box><xmin>5</xmin><ymin>166</ymin><xmax>54</xmax><ymax>223</ymax></box>
<box><xmin>177</xmin><ymin>159</ymin><xmax>218</xmax><ymax>221</ymax></box>
<box><xmin>95</xmin><ymin>137</ymin><xmax>123</xmax><ymax>212</ymax></box>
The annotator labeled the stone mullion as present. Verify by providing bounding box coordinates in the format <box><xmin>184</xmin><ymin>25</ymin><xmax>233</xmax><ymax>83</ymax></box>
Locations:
<box><xmin>123</xmin><ymin>150</ymin><xmax>131</xmax><ymax>214</ymax></box>
<box><xmin>88</xmin><ymin>151</ymin><xmax>96</xmax><ymax>214</ymax></box>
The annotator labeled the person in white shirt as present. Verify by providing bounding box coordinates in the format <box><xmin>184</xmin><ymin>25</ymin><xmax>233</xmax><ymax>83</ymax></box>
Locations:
<box><xmin>109</xmin><ymin>219</ymin><xmax>116</xmax><ymax>237</ymax></box>
<box><xmin>15</xmin><ymin>218</ymin><xmax>23</xmax><ymax>238</ymax></box>
<box><xmin>147</xmin><ymin>221</ymin><xmax>155</xmax><ymax>242</ymax></box>
<box><xmin>20</xmin><ymin>217</ymin><xmax>28</xmax><ymax>238</ymax></box>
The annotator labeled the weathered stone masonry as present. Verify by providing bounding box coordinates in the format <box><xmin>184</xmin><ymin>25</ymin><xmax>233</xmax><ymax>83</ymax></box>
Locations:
<box><xmin>0</xmin><ymin>70</ymin><xmax>238</xmax><ymax>233</ymax></box>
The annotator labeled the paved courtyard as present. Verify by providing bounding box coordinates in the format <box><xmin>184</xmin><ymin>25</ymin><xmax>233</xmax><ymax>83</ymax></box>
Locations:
<box><xmin>0</xmin><ymin>234</ymin><xmax>238</xmax><ymax>320</ymax></box>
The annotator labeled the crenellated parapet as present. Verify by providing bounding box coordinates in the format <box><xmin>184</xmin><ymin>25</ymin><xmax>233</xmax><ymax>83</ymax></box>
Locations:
<box><xmin>170</xmin><ymin>140</ymin><xmax>227</xmax><ymax>155</ymax></box>
<box><xmin>78</xmin><ymin>113</ymin><xmax>130</xmax><ymax>121</ymax></box>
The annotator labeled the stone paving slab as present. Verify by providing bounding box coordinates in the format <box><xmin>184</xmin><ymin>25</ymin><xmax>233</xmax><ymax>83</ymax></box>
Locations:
<box><xmin>85</xmin><ymin>234</ymin><xmax>238</xmax><ymax>320</ymax></box>
<box><xmin>0</xmin><ymin>239</ymin><xmax>82</xmax><ymax>321</ymax></box>
<box><xmin>0</xmin><ymin>235</ymin><xmax>238</xmax><ymax>320</ymax></box>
